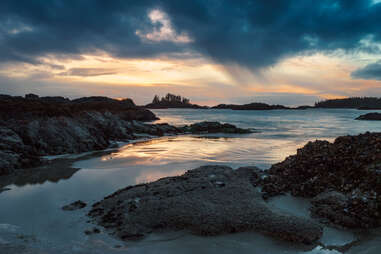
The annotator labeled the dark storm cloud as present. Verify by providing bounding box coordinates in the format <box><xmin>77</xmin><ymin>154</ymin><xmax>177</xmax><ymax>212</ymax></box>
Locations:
<box><xmin>1</xmin><ymin>0</ymin><xmax>381</xmax><ymax>69</ymax></box>
<box><xmin>351</xmin><ymin>60</ymin><xmax>381</xmax><ymax>80</ymax></box>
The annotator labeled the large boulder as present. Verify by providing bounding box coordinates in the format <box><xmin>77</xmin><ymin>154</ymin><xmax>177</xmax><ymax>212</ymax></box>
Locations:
<box><xmin>88</xmin><ymin>165</ymin><xmax>322</xmax><ymax>244</ymax></box>
<box><xmin>262</xmin><ymin>132</ymin><xmax>381</xmax><ymax>228</ymax></box>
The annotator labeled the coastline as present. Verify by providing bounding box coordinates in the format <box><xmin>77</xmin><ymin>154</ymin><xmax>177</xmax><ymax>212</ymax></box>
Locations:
<box><xmin>1</xmin><ymin>96</ymin><xmax>381</xmax><ymax>253</ymax></box>
<box><xmin>1</xmin><ymin>129</ymin><xmax>381</xmax><ymax>253</ymax></box>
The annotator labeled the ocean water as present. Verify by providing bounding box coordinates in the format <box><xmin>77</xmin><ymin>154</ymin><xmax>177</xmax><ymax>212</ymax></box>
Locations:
<box><xmin>0</xmin><ymin>108</ymin><xmax>380</xmax><ymax>253</ymax></box>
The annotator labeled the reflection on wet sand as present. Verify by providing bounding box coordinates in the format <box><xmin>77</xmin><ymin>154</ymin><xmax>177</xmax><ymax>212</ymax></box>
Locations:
<box><xmin>99</xmin><ymin>135</ymin><xmax>306</xmax><ymax>170</ymax></box>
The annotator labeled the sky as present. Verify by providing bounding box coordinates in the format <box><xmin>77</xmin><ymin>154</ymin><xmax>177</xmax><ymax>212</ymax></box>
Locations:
<box><xmin>1</xmin><ymin>0</ymin><xmax>381</xmax><ymax>106</ymax></box>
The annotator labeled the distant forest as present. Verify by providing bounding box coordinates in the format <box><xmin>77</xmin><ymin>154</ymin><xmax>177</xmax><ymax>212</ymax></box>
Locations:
<box><xmin>315</xmin><ymin>97</ymin><xmax>381</xmax><ymax>109</ymax></box>
<box><xmin>145</xmin><ymin>93</ymin><xmax>207</xmax><ymax>109</ymax></box>
<box><xmin>151</xmin><ymin>93</ymin><xmax>190</xmax><ymax>105</ymax></box>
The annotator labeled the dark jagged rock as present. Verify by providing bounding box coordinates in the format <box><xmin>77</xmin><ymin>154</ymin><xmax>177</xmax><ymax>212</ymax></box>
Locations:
<box><xmin>0</xmin><ymin>94</ymin><xmax>156</xmax><ymax>121</ymax></box>
<box><xmin>0</xmin><ymin>94</ymin><xmax>158</xmax><ymax>175</ymax></box>
<box><xmin>88</xmin><ymin>165</ymin><xmax>322</xmax><ymax>244</ymax></box>
<box><xmin>181</xmin><ymin>121</ymin><xmax>253</xmax><ymax>134</ymax></box>
<box><xmin>62</xmin><ymin>200</ymin><xmax>87</xmax><ymax>211</ymax></box>
<box><xmin>262</xmin><ymin>132</ymin><xmax>381</xmax><ymax>228</ymax></box>
<box><xmin>356</xmin><ymin>112</ymin><xmax>381</xmax><ymax>120</ymax></box>
<box><xmin>212</xmin><ymin>102</ymin><xmax>289</xmax><ymax>110</ymax></box>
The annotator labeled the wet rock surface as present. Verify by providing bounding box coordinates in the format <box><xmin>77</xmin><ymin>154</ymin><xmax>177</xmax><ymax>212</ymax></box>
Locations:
<box><xmin>62</xmin><ymin>200</ymin><xmax>87</xmax><ymax>211</ymax></box>
<box><xmin>0</xmin><ymin>94</ymin><xmax>156</xmax><ymax>174</ymax></box>
<box><xmin>262</xmin><ymin>132</ymin><xmax>381</xmax><ymax>229</ymax></box>
<box><xmin>356</xmin><ymin>112</ymin><xmax>381</xmax><ymax>120</ymax></box>
<box><xmin>88</xmin><ymin>165</ymin><xmax>322</xmax><ymax>244</ymax></box>
<box><xmin>180</xmin><ymin>121</ymin><xmax>254</xmax><ymax>134</ymax></box>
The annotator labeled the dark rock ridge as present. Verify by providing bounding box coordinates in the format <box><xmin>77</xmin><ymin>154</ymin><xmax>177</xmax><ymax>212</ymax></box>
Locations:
<box><xmin>145</xmin><ymin>93</ymin><xmax>208</xmax><ymax>109</ymax></box>
<box><xmin>262</xmin><ymin>132</ymin><xmax>381</xmax><ymax>229</ymax></box>
<box><xmin>0</xmin><ymin>94</ymin><xmax>156</xmax><ymax>121</ymax></box>
<box><xmin>0</xmin><ymin>94</ymin><xmax>252</xmax><ymax>175</ymax></box>
<box><xmin>356</xmin><ymin>112</ymin><xmax>381</xmax><ymax>120</ymax></box>
<box><xmin>88</xmin><ymin>165</ymin><xmax>322</xmax><ymax>244</ymax></box>
<box><xmin>212</xmin><ymin>102</ymin><xmax>289</xmax><ymax>110</ymax></box>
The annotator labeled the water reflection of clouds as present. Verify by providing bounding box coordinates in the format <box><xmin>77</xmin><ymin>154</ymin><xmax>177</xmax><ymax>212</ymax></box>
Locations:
<box><xmin>135</xmin><ymin>169</ymin><xmax>185</xmax><ymax>184</ymax></box>
<box><xmin>98</xmin><ymin>135</ymin><xmax>305</xmax><ymax>170</ymax></box>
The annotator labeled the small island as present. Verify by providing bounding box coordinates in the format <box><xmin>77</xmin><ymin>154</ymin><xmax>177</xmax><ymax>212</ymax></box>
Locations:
<box><xmin>315</xmin><ymin>97</ymin><xmax>381</xmax><ymax>109</ymax></box>
<box><xmin>212</xmin><ymin>102</ymin><xmax>290</xmax><ymax>110</ymax></box>
<box><xmin>356</xmin><ymin>112</ymin><xmax>381</xmax><ymax>120</ymax></box>
<box><xmin>145</xmin><ymin>93</ymin><xmax>208</xmax><ymax>109</ymax></box>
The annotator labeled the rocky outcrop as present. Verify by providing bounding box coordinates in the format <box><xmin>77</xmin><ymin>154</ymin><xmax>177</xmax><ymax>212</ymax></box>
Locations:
<box><xmin>262</xmin><ymin>132</ymin><xmax>381</xmax><ymax>229</ymax></box>
<box><xmin>0</xmin><ymin>94</ymin><xmax>157</xmax><ymax>121</ymax></box>
<box><xmin>180</xmin><ymin>121</ymin><xmax>253</xmax><ymax>134</ymax></box>
<box><xmin>0</xmin><ymin>95</ymin><xmax>252</xmax><ymax>175</ymax></box>
<box><xmin>0</xmin><ymin>94</ymin><xmax>157</xmax><ymax>175</ymax></box>
<box><xmin>212</xmin><ymin>102</ymin><xmax>289</xmax><ymax>110</ymax></box>
<box><xmin>88</xmin><ymin>165</ymin><xmax>322</xmax><ymax>244</ymax></box>
<box><xmin>356</xmin><ymin>112</ymin><xmax>381</xmax><ymax>120</ymax></box>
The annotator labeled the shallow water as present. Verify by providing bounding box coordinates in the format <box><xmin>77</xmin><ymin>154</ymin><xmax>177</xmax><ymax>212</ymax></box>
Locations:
<box><xmin>0</xmin><ymin>108</ymin><xmax>380</xmax><ymax>253</ymax></box>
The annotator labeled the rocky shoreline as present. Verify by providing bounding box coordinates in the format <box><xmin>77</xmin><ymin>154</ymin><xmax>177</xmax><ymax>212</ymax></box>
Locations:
<box><xmin>0</xmin><ymin>94</ymin><xmax>253</xmax><ymax>175</ymax></box>
<box><xmin>86</xmin><ymin>131</ymin><xmax>381</xmax><ymax>246</ymax></box>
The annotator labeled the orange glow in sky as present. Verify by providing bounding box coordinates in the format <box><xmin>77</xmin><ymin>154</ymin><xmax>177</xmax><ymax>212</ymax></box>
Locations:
<box><xmin>1</xmin><ymin>50</ymin><xmax>381</xmax><ymax>106</ymax></box>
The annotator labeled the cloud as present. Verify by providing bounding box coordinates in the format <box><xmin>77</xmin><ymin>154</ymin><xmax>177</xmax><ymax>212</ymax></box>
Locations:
<box><xmin>351</xmin><ymin>60</ymin><xmax>381</xmax><ymax>80</ymax></box>
<box><xmin>136</xmin><ymin>9</ymin><xmax>192</xmax><ymax>43</ymax></box>
<box><xmin>59</xmin><ymin>68</ymin><xmax>117</xmax><ymax>77</ymax></box>
<box><xmin>0</xmin><ymin>0</ymin><xmax>381</xmax><ymax>71</ymax></box>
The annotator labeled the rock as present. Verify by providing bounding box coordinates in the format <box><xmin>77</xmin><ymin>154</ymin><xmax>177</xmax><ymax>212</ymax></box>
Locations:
<box><xmin>62</xmin><ymin>200</ymin><xmax>87</xmax><ymax>211</ymax></box>
<box><xmin>84</xmin><ymin>227</ymin><xmax>101</xmax><ymax>235</ymax></box>
<box><xmin>88</xmin><ymin>165</ymin><xmax>322</xmax><ymax>244</ymax></box>
<box><xmin>356</xmin><ymin>112</ymin><xmax>381</xmax><ymax>120</ymax></box>
<box><xmin>181</xmin><ymin>121</ymin><xmax>253</xmax><ymax>134</ymax></box>
<box><xmin>262</xmin><ymin>132</ymin><xmax>381</xmax><ymax>228</ymax></box>
<box><xmin>25</xmin><ymin>93</ymin><xmax>39</xmax><ymax>100</ymax></box>
<box><xmin>310</xmin><ymin>190</ymin><xmax>381</xmax><ymax>228</ymax></box>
